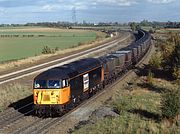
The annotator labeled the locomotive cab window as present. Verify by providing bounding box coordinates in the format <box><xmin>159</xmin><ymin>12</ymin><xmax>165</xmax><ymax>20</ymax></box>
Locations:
<box><xmin>47</xmin><ymin>80</ymin><xmax>61</xmax><ymax>89</ymax></box>
<box><xmin>34</xmin><ymin>80</ymin><xmax>46</xmax><ymax>89</ymax></box>
<box><xmin>62</xmin><ymin>79</ymin><xmax>69</xmax><ymax>88</ymax></box>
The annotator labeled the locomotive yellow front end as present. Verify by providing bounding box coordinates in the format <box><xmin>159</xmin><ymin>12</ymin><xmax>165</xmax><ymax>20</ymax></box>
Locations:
<box><xmin>33</xmin><ymin>79</ymin><xmax>70</xmax><ymax>116</ymax></box>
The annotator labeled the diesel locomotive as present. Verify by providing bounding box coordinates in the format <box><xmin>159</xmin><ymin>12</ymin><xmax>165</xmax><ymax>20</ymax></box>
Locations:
<box><xmin>33</xmin><ymin>30</ymin><xmax>152</xmax><ymax>116</ymax></box>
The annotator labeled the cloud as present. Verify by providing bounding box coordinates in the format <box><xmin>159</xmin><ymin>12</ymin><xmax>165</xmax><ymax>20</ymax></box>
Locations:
<box><xmin>74</xmin><ymin>2</ymin><xmax>88</xmax><ymax>9</ymax></box>
<box><xmin>147</xmin><ymin>0</ymin><xmax>176</xmax><ymax>4</ymax></box>
<box><xmin>0</xmin><ymin>0</ymin><xmax>138</xmax><ymax>10</ymax></box>
<box><xmin>0</xmin><ymin>7</ymin><xmax>6</xmax><ymax>14</ymax></box>
<box><xmin>42</xmin><ymin>5</ymin><xmax>55</xmax><ymax>12</ymax></box>
<box><xmin>0</xmin><ymin>0</ymin><xmax>40</xmax><ymax>8</ymax></box>
<box><xmin>40</xmin><ymin>2</ymin><xmax>88</xmax><ymax>12</ymax></box>
<box><xmin>0</xmin><ymin>0</ymin><xmax>176</xmax><ymax>10</ymax></box>
<box><xmin>92</xmin><ymin>0</ymin><xmax>137</xmax><ymax>6</ymax></box>
<box><xmin>41</xmin><ymin>0</ymin><xmax>135</xmax><ymax>12</ymax></box>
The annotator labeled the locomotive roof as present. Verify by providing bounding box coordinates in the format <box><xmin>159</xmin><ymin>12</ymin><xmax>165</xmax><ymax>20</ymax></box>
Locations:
<box><xmin>64</xmin><ymin>58</ymin><xmax>102</xmax><ymax>76</ymax></box>
<box><xmin>34</xmin><ymin>58</ymin><xmax>102</xmax><ymax>80</ymax></box>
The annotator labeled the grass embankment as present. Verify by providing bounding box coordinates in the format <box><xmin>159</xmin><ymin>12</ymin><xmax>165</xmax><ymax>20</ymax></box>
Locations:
<box><xmin>0</xmin><ymin>84</ymin><xmax>31</xmax><ymax>112</ymax></box>
<box><xmin>73</xmin><ymin>30</ymin><xmax>180</xmax><ymax>134</ymax></box>
<box><xmin>73</xmin><ymin>75</ymin><xmax>179</xmax><ymax>134</ymax></box>
<box><xmin>0</xmin><ymin>28</ymin><xmax>98</xmax><ymax>63</ymax></box>
<box><xmin>156</xmin><ymin>28</ymin><xmax>180</xmax><ymax>33</ymax></box>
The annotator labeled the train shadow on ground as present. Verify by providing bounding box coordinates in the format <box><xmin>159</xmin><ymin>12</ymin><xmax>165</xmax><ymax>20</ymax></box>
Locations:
<box><xmin>128</xmin><ymin>109</ymin><xmax>161</xmax><ymax>122</ymax></box>
<box><xmin>136</xmin><ymin>83</ymin><xmax>170</xmax><ymax>93</ymax></box>
<box><xmin>133</xmin><ymin>64</ymin><xmax>171</xmax><ymax>93</ymax></box>
<box><xmin>8</xmin><ymin>95</ymin><xmax>34</xmax><ymax>116</ymax></box>
<box><xmin>8</xmin><ymin>95</ymin><xmax>66</xmax><ymax>118</ymax></box>
<box><xmin>134</xmin><ymin>64</ymin><xmax>173</xmax><ymax>81</ymax></box>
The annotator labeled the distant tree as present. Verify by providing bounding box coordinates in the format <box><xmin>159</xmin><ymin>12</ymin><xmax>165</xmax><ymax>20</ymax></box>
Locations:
<box><xmin>136</xmin><ymin>25</ymin><xmax>141</xmax><ymax>30</ymax></box>
<box><xmin>149</xmin><ymin>29</ymin><xmax>155</xmax><ymax>34</ymax></box>
<box><xmin>130</xmin><ymin>22</ymin><xmax>137</xmax><ymax>32</ymax></box>
<box><xmin>140</xmin><ymin>19</ymin><xmax>152</xmax><ymax>26</ymax></box>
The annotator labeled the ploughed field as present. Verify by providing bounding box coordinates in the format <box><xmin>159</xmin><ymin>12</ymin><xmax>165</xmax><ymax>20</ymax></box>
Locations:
<box><xmin>0</xmin><ymin>27</ymin><xmax>97</xmax><ymax>63</ymax></box>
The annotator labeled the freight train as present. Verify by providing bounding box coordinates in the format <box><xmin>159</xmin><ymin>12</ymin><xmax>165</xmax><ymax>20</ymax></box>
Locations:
<box><xmin>33</xmin><ymin>30</ymin><xmax>152</xmax><ymax>116</ymax></box>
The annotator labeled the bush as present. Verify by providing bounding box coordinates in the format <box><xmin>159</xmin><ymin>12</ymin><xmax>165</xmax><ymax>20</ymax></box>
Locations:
<box><xmin>42</xmin><ymin>46</ymin><xmax>61</xmax><ymax>54</ymax></box>
<box><xmin>161</xmin><ymin>89</ymin><xmax>180</xmax><ymax>119</ymax></box>
<box><xmin>113</xmin><ymin>95</ymin><xmax>133</xmax><ymax>114</ymax></box>
<box><xmin>78</xmin><ymin>42</ymin><xmax>84</xmax><ymax>46</ymax></box>
<box><xmin>55</xmin><ymin>47</ymin><xmax>59</xmax><ymax>51</ymax></box>
<box><xmin>42</xmin><ymin>46</ymin><xmax>53</xmax><ymax>54</ymax></box>
<box><xmin>51</xmin><ymin>49</ymin><xmax>55</xmax><ymax>54</ymax></box>
<box><xmin>146</xmin><ymin>70</ymin><xmax>154</xmax><ymax>85</ymax></box>
<box><xmin>173</xmin><ymin>67</ymin><xmax>180</xmax><ymax>80</ymax></box>
<box><xmin>149</xmin><ymin>52</ymin><xmax>162</xmax><ymax>69</ymax></box>
<box><xmin>105</xmin><ymin>35</ymin><xmax>110</xmax><ymax>38</ymax></box>
<box><xmin>42</xmin><ymin>46</ymin><xmax>56</xmax><ymax>54</ymax></box>
<box><xmin>96</xmin><ymin>35</ymin><xmax>101</xmax><ymax>40</ymax></box>
<box><xmin>160</xmin><ymin>34</ymin><xmax>180</xmax><ymax>72</ymax></box>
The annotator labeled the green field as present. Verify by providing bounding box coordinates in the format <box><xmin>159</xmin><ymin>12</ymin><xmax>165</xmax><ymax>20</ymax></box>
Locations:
<box><xmin>0</xmin><ymin>28</ymin><xmax>97</xmax><ymax>63</ymax></box>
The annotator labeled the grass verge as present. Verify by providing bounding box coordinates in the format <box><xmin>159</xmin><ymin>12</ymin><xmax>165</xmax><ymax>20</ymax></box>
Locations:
<box><xmin>72</xmin><ymin>76</ymin><xmax>180</xmax><ymax>134</ymax></box>
<box><xmin>0</xmin><ymin>83</ymin><xmax>31</xmax><ymax>112</ymax></box>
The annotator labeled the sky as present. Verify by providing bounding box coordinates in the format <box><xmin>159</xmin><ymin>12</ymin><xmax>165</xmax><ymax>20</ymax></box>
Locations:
<box><xmin>0</xmin><ymin>0</ymin><xmax>179</xmax><ymax>24</ymax></box>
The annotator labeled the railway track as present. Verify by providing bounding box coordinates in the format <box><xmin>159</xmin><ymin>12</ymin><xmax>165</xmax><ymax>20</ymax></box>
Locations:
<box><xmin>3</xmin><ymin>37</ymin><xmax>153</xmax><ymax>134</ymax></box>
<box><xmin>0</xmin><ymin>33</ymin><xmax>131</xmax><ymax>85</ymax></box>
<box><xmin>0</xmin><ymin>102</ymin><xmax>34</xmax><ymax>129</ymax></box>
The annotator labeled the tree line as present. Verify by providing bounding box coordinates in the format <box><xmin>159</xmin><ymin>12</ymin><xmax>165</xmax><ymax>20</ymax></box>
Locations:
<box><xmin>0</xmin><ymin>20</ymin><xmax>179</xmax><ymax>29</ymax></box>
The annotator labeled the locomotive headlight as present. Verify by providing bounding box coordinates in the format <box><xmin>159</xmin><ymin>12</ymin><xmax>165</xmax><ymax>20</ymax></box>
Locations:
<box><xmin>51</xmin><ymin>91</ymin><xmax>54</xmax><ymax>95</ymax></box>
